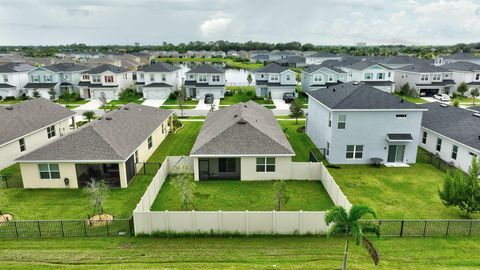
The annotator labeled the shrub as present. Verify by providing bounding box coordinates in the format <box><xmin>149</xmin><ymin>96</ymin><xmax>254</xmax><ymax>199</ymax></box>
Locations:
<box><xmin>246</xmin><ymin>90</ymin><xmax>255</xmax><ymax>97</ymax></box>
<box><xmin>60</xmin><ymin>92</ymin><xmax>82</xmax><ymax>102</ymax></box>
<box><xmin>4</xmin><ymin>96</ymin><xmax>15</xmax><ymax>101</ymax></box>
<box><xmin>168</xmin><ymin>91</ymin><xmax>178</xmax><ymax>100</ymax></box>
<box><xmin>119</xmin><ymin>88</ymin><xmax>141</xmax><ymax>101</ymax></box>
<box><xmin>224</xmin><ymin>91</ymin><xmax>233</xmax><ymax>97</ymax></box>
<box><xmin>452</xmin><ymin>99</ymin><xmax>460</xmax><ymax>107</ymax></box>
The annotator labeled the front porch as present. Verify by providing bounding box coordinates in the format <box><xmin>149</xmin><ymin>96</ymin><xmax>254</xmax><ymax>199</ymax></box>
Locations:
<box><xmin>197</xmin><ymin>157</ymin><xmax>241</xmax><ymax>180</ymax></box>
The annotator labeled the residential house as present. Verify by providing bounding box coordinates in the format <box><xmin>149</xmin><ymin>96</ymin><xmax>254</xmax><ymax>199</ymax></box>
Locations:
<box><xmin>254</xmin><ymin>63</ymin><xmax>297</xmax><ymax>98</ymax></box>
<box><xmin>0</xmin><ymin>54</ymin><xmax>26</xmax><ymax>65</ymax></box>
<box><xmin>274</xmin><ymin>56</ymin><xmax>306</xmax><ymax>68</ymax></box>
<box><xmin>394</xmin><ymin>63</ymin><xmax>456</xmax><ymax>96</ymax></box>
<box><xmin>130</xmin><ymin>52</ymin><xmax>154</xmax><ymax>65</ymax></box>
<box><xmin>78</xmin><ymin>64</ymin><xmax>134</xmax><ymax>99</ymax></box>
<box><xmin>0</xmin><ymin>98</ymin><xmax>75</xmax><ymax>170</ymax></box>
<box><xmin>136</xmin><ymin>62</ymin><xmax>181</xmax><ymax>99</ymax></box>
<box><xmin>440</xmin><ymin>62</ymin><xmax>480</xmax><ymax>92</ymax></box>
<box><xmin>341</xmin><ymin>60</ymin><xmax>395</xmax><ymax>93</ymax></box>
<box><xmin>44</xmin><ymin>63</ymin><xmax>90</xmax><ymax>96</ymax></box>
<box><xmin>377</xmin><ymin>55</ymin><xmax>428</xmax><ymax>69</ymax></box>
<box><xmin>301</xmin><ymin>63</ymin><xmax>347</xmax><ymax>92</ymax></box>
<box><xmin>184</xmin><ymin>64</ymin><xmax>226</xmax><ymax>99</ymax></box>
<box><xmin>306</xmin><ymin>82</ymin><xmax>426</xmax><ymax>165</ymax></box>
<box><xmin>250</xmin><ymin>54</ymin><xmax>269</xmax><ymax>63</ymax></box>
<box><xmin>268</xmin><ymin>51</ymin><xmax>296</xmax><ymax>61</ymax></box>
<box><xmin>434</xmin><ymin>52</ymin><xmax>480</xmax><ymax>66</ymax></box>
<box><xmin>24</xmin><ymin>66</ymin><xmax>61</xmax><ymax>99</ymax></box>
<box><xmin>17</xmin><ymin>104</ymin><xmax>173</xmax><ymax>189</ymax></box>
<box><xmin>190</xmin><ymin>101</ymin><xmax>294</xmax><ymax>181</ymax></box>
<box><xmin>419</xmin><ymin>102</ymin><xmax>480</xmax><ymax>173</ymax></box>
<box><xmin>305</xmin><ymin>52</ymin><xmax>342</xmax><ymax>65</ymax></box>
<box><xmin>0</xmin><ymin>63</ymin><xmax>35</xmax><ymax>99</ymax></box>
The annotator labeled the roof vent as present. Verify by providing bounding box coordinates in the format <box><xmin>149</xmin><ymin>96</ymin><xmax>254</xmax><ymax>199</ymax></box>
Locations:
<box><xmin>237</xmin><ymin>118</ymin><xmax>247</xmax><ymax>124</ymax></box>
<box><xmin>6</xmin><ymin>107</ymin><xmax>13</xmax><ymax>110</ymax></box>
<box><xmin>233</xmin><ymin>114</ymin><xmax>238</xmax><ymax>118</ymax></box>
<box><xmin>332</xmin><ymin>88</ymin><xmax>336</xmax><ymax>92</ymax></box>
<box><xmin>105</xmin><ymin>117</ymin><xmax>112</xmax><ymax>120</ymax></box>
<box><xmin>440</xmin><ymin>104</ymin><xmax>448</xmax><ymax>107</ymax></box>
<box><xmin>473</xmin><ymin>113</ymin><xmax>480</xmax><ymax>118</ymax></box>
<box><xmin>124</xmin><ymin>107</ymin><xmax>129</xmax><ymax>110</ymax></box>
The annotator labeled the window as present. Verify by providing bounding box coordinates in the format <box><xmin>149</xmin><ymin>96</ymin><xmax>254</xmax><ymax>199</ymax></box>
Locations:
<box><xmin>38</xmin><ymin>164</ymin><xmax>60</xmax><ymax>179</ymax></box>
<box><xmin>92</xmin><ymin>75</ymin><xmax>101</xmax><ymax>83</ymax></box>
<box><xmin>104</xmin><ymin>75</ymin><xmax>114</xmax><ymax>83</ymax></box>
<box><xmin>364</xmin><ymin>73</ymin><xmax>373</xmax><ymax>80</ymax></box>
<box><xmin>313</xmin><ymin>74</ymin><xmax>323</xmax><ymax>82</ymax></box>
<box><xmin>436</xmin><ymin>138</ymin><xmax>442</xmax><ymax>152</ymax></box>
<box><xmin>388</xmin><ymin>72</ymin><xmax>391</xmax><ymax>78</ymax></box>
<box><xmin>346</xmin><ymin>145</ymin><xmax>363</xmax><ymax>159</ymax></box>
<box><xmin>337</xmin><ymin>115</ymin><xmax>346</xmax><ymax>129</ymax></box>
<box><xmin>63</xmin><ymin>74</ymin><xmax>69</xmax><ymax>80</ymax></box>
<box><xmin>328</xmin><ymin>113</ymin><xmax>332</xmax><ymax>127</ymax></box>
<box><xmin>2</xmin><ymin>75</ymin><xmax>8</xmax><ymax>82</ymax></box>
<box><xmin>451</xmin><ymin>145</ymin><xmax>458</xmax><ymax>160</ymax></box>
<box><xmin>286</xmin><ymin>74</ymin><xmax>291</xmax><ymax>81</ymax></box>
<box><xmin>32</xmin><ymin>75</ymin><xmax>40</xmax><ymax>82</ymax></box>
<box><xmin>148</xmin><ymin>136</ymin><xmax>153</xmax><ymax>149</ymax></box>
<box><xmin>212</xmin><ymin>75</ymin><xmax>220</xmax><ymax>82</ymax></box>
<box><xmin>396</xmin><ymin>114</ymin><xmax>407</xmax><ymax>118</ymax></box>
<box><xmin>339</xmin><ymin>74</ymin><xmax>345</xmax><ymax>80</ymax></box>
<box><xmin>377</xmin><ymin>73</ymin><xmax>385</xmax><ymax>80</ymax></box>
<box><xmin>328</xmin><ymin>74</ymin><xmax>334</xmax><ymax>82</ymax></box>
<box><xmin>149</xmin><ymin>74</ymin><xmax>155</xmax><ymax>82</ymax></box>
<box><xmin>44</xmin><ymin>75</ymin><xmax>52</xmax><ymax>82</ymax></box>
<box><xmin>270</xmin><ymin>74</ymin><xmax>279</xmax><ymax>81</ymax></box>
<box><xmin>326</xmin><ymin>142</ymin><xmax>330</xmax><ymax>156</ymax></box>
<box><xmin>219</xmin><ymin>158</ymin><xmax>236</xmax><ymax>173</ymax></box>
<box><xmin>189</xmin><ymin>74</ymin><xmax>194</xmax><ymax>79</ymax></box>
<box><xmin>134</xmin><ymin>150</ymin><xmax>139</xmax><ymax>163</ymax></box>
<box><xmin>161</xmin><ymin>124</ymin><xmax>164</xmax><ymax>134</ymax></box>
<box><xmin>475</xmin><ymin>73</ymin><xmax>480</xmax><ymax>81</ymax></box>
<box><xmin>123</xmin><ymin>73</ymin><xmax>127</xmax><ymax>79</ymax></box>
<box><xmin>420</xmin><ymin>74</ymin><xmax>429</xmax><ymax>81</ymax></box>
<box><xmin>422</xmin><ymin>131</ymin><xmax>427</xmax><ymax>144</ymax></box>
<box><xmin>198</xmin><ymin>75</ymin><xmax>207</xmax><ymax>82</ymax></box>
<box><xmin>47</xmin><ymin>125</ymin><xmax>56</xmax><ymax>139</ymax></box>
<box><xmin>256</xmin><ymin>157</ymin><xmax>275</xmax><ymax>172</ymax></box>
<box><xmin>161</xmin><ymin>74</ymin><xmax>166</xmax><ymax>81</ymax></box>
<box><xmin>443</xmin><ymin>73</ymin><xmax>449</xmax><ymax>78</ymax></box>
<box><xmin>82</xmin><ymin>75</ymin><xmax>90</xmax><ymax>80</ymax></box>
<box><xmin>432</xmin><ymin>74</ymin><xmax>441</xmax><ymax>81</ymax></box>
<box><xmin>260</xmin><ymin>74</ymin><xmax>265</xmax><ymax>79</ymax></box>
<box><xmin>19</xmin><ymin>138</ymin><xmax>26</xmax><ymax>152</ymax></box>
<box><xmin>140</xmin><ymin>73</ymin><xmax>144</xmax><ymax>79</ymax></box>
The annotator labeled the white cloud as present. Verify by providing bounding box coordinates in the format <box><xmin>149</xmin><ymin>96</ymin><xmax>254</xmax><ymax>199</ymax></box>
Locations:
<box><xmin>199</xmin><ymin>16</ymin><xmax>232</xmax><ymax>38</ymax></box>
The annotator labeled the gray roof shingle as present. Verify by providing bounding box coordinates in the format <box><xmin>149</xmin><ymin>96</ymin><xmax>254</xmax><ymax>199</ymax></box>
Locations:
<box><xmin>24</xmin><ymin>83</ymin><xmax>58</xmax><ymax>88</ymax></box>
<box><xmin>440</xmin><ymin>61</ymin><xmax>480</xmax><ymax>71</ymax></box>
<box><xmin>17</xmin><ymin>103</ymin><xmax>173</xmax><ymax>161</ymax></box>
<box><xmin>0</xmin><ymin>63</ymin><xmax>35</xmax><ymax>73</ymax></box>
<box><xmin>397</xmin><ymin>63</ymin><xmax>450</xmax><ymax>73</ymax></box>
<box><xmin>43</xmin><ymin>63</ymin><xmax>89</xmax><ymax>73</ymax></box>
<box><xmin>186</xmin><ymin>64</ymin><xmax>224</xmax><ymax>74</ymax></box>
<box><xmin>345</xmin><ymin>60</ymin><xmax>391</xmax><ymax>71</ymax></box>
<box><xmin>445</xmin><ymin>53</ymin><xmax>480</xmax><ymax>60</ymax></box>
<box><xmin>0</xmin><ymin>98</ymin><xmax>75</xmax><ymax>146</ymax></box>
<box><xmin>303</xmin><ymin>63</ymin><xmax>346</xmax><ymax>74</ymax></box>
<box><xmin>255</xmin><ymin>63</ymin><xmax>290</xmax><ymax>73</ymax></box>
<box><xmin>190</xmin><ymin>101</ymin><xmax>294</xmax><ymax>156</ymax></box>
<box><xmin>307</xmin><ymin>81</ymin><xmax>423</xmax><ymax>110</ymax></box>
<box><xmin>420</xmin><ymin>102</ymin><xmax>480</xmax><ymax>150</ymax></box>
<box><xmin>138</xmin><ymin>62</ymin><xmax>180</xmax><ymax>72</ymax></box>
<box><xmin>85</xmin><ymin>64</ymin><xmax>129</xmax><ymax>74</ymax></box>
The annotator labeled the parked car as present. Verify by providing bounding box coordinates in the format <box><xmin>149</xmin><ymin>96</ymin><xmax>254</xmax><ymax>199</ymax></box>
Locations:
<box><xmin>283</xmin><ymin>92</ymin><xmax>295</xmax><ymax>103</ymax></box>
<box><xmin>434</xmin><ymin>94</ymin><xmax>451</xmax><ymax>102</ymax></box>
<box><xmin>204</xmin><ymin>93</ymin><xmax>214</xmax><ymax>104</ymax></box>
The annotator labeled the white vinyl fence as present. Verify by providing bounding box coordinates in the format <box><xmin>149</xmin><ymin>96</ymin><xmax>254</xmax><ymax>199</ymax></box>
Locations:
<box><xmin>133</xmin><ymin>158</ymin><xmax>351</xmax><ymax>235</ymax></box>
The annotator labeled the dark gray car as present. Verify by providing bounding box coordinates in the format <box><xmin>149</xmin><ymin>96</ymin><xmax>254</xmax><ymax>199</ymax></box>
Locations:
<box><xmin>204</xmin><ymin>93</ymin><xmax>214</xmax><ymax>104</ymax></box>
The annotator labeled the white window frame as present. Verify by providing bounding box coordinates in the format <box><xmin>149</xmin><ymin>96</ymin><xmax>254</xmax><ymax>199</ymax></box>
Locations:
<box><xmin>134</xmin><ymin>150</ymin><xmax>139</xmax><ymax>163</ymax></box>
<box><xmin>422</xmin><ymin>131</ymin><xmax>427</xmax><ymax>144</ymax></box>
<box><xmin>451</xmin><ymin>145</ymin><xmax>458</xmax><ymax>160</ymax></box>
<box><xmin>47</xmin><ymin>125</ymin><xmax>56</xmax><ymax>139</ymax></box>
<box><xmin>420</xmin><ymin>74</ymin><xmax>429</xmax><ymax>82</ymax></box>
<box><xmin>19</xmin><ymin>138</ymin><xmax>26</xmax><ymax>152</ymax></box>
<box><xmin>346</xmin><ymin>145</ymin><xmax>363</xmax><ymax>159</ymax></box>
<box><xmin>161</xmin><ymin>74</ymin><xmax>166</xmax><ymax>82</ymax></box>
<box><xmin>326</xmin><ymin>142</ymin><xmax>330</xmax><ymax>156</ymax></box>
<box><xmin>256</xmin><ymin>157</ymin><xmax>275</xmax><ymax>172</ymax></box>
<box><xmin>148</xmin><ymin>136</ymin><xmax>153</xmax><ymax>149</ymax></box>
<box><xmin>104</xmin><ymin>75</ymin><xmax>114</xmax><ymax>83</ymax></box>
<box><xmin>2</xmin><ymin>74</ymin><xmax>8</xmax><ymax>82</ymax></box>
<box><xmin>150</xmin><ymin>74</ymin><xmax>155</xmax><ymax>82</ymax></box>
<box><xmin>328</xmin><ymin>74</ymin><xmax>334</xmax><ymax>82</ymax></box>
<box><xmin>212</xmin><ymin>75</ymin><xmax>220</xmax><ymax>82</ymax></box>
<box><xmin>38</xmin><ymin>164</ymin><xmax>60</xmax><ymax>180</ymax></box>
<box><xmin>364</xmin><ymin>73</ymin><xmax>373</xmax><ymax>80</ymax></box>
<box><xmin>92</xmin><ymin>75</ymin><xmax>101</xmax><ymax>83</ymax></box>
<box><xmin>432</xmin><ymin>73</ymin><xmax>441</xmax><ymax>81</ymax></box>
<box><xmin>313</xmin><ymin>74</ymin><xmax>323</xmax><ymax>82</ymax></box>
<box><xmin>198</xmin><ymin>74</ymin><xmax>207</xmax><ymax>82</ymax></box>
<box><xmin>270</xmin><ymin>74</ymin><xmax>279</xmax><ymax>81</ymax></box>
<box><xmin>337</xmin><ymin>115</ymin><xmax>346</xmax><ymax>129</ymax></box>
<box><xmin>475</xmin><ymin>73</ymin><xmax>480</xmax><ymax>81</ymax></box>
<box><xmin>436</xmin><ymin>138</ymin><xmax>442</xmax><ymax>152</ymax></box>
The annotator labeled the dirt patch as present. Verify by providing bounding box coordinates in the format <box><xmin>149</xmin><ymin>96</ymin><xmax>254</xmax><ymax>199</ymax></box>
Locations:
<box><xmin>87</xmin><ymin>214</ymin><xmax>114</xmax><ymax>227</ymax></box>
<box><xmin>0</xmin><ymin>214</ymin><xmax>13</xmax><ymax>223</ymax></box>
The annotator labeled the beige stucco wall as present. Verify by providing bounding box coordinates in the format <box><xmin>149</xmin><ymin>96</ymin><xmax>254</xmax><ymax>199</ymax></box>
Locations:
<box><xmin>134</xmin><ymin>116</ymin><xmax>171</xmax><ymax>172</ymax></box>
<box><xmin>240</xmin><ymin>156</ymin><xmax>293</xmax><ymax>180</ymax></box>
<box><xmin>20</xmin><ymin>162</ymin><xmax>79</xmax><ymax>188</ymax></box>
<box><xmin>0</xmin><ymin>118</ymin><xmax>73</xmax><ymax>170</ymax></box>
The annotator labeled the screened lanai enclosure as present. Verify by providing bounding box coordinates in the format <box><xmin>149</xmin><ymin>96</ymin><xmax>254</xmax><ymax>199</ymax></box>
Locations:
<box><xmin>198</xmin><ymin>158</ymin><xmax>241</xmax><ymax>180</ymax></box>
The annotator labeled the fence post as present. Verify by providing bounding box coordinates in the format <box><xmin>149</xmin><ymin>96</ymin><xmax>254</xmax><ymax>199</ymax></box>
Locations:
<box><xmin>37</xmin><ymin>221</ymin><xmax>41</xmax><ymax>237</ymax></box>
<box><xmin>245</xmin><ymin>210</ymin><xmax>249</xmax><ymax>235</ymax></box>
<box><xmin>106</xmin><ymin>220</ymin><xmax>110</xmax><ymax>236</ymax></box>
<box><xmin>61</xmin><ymin>220</ymin><xmax>65</xmax><ymax>237</ymax></box>
<box><xmin>130</xmin><ymin>217</ymin><xmax>135</xmax><ymax>236</ymax></box>
<box><xmin>14</xmin><ymin>221</ymin><xmax>18</xmax><ymax>238</ymax></box>
<box><xmin>446</xmin><ymin>221</ymin><xmax>450</xmax><ymax>236</ymax></box>
<box><xmin>84</xmin><ymin>220</ymin><xmax>88</xmax><ymax>237</ymax></box>
<box><xmin>469</xmin><ymin>220</ymin><xmax>473</xmax><ymax>236</ymax></box>
<box><xmin>423</xmin><ymin>221</ymin><xmax>427</xmax><ymax>236</ymax></box>
<box><xmin>144</xmin><ymin>163</ymin><xmax>146</xmax><ymax>175</ymax></box>
<box><xmin>400</xmin><ymin>220</ymin><xmax>404</xmax><ymax>237</ymax></box>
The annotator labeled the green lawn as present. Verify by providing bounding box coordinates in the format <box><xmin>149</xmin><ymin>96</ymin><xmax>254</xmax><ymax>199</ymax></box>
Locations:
<box><xmin>0</xmin><ymin>236</ymin><xmax>479</xmax><ymax>269</ymax></box>
<box><xmin>56</xmin><ymin>99</ymin><xmax>89</xmax><ymax>105</ymax></box>
<box><xmin>156</xmin><ymin>57</ymin><xmax>263</xmax><ymax>70</ymax></box>
<box><xmin>329</xmin><ymin>149</ymin><xmax>479</xmax><ymax>219</ymax></box>
<box><xmin>162</xmin><ymin>98</ymin><xmax>199</xmax><ymax>106</ymax></box>
<box><xmin>279</xmin><ymin>120</ymin><xmax>317</xmax><ymax>162</ymax></box>
<box><xmin>394</xmin><ymin>93</ymin><xmax>428</xmax><ymax>104</ymax></box>
<box><xmin>151</xmin><ymin>179</ymin><xmax>334</xmax><ymax>211</ymax></box>
<box><xmin>455</xmin><ymin>96</ymin><xmax>480</xmax><ymax>105</ymax></box>
<box><xmin>65</xmin><ymin>105</ymin><xmax>79</xmax><ymax>109</ymax></box>
<box><xmin>0</xmin><ymin>164</ymin><xmax>22</xmax><ymax>188</ymax></box>
<box><xmin>0</xmin><ymin>122</ymin><xmax>203</xmax><ymax>220</ymax></box>
<box><xmin>148</xmin><ymin>121</ymin><xmax>203</xmax><ymax>163</ymax></box>
<box><xmin>0</xmin><ymin>99</ymin><xmax>23</xmax><ymax>104</ymax></box>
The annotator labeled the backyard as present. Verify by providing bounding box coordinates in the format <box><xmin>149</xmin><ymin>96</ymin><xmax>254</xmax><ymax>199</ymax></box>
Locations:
<box><xmin>329</xmin><ymin>149</ymin><xmax>479</xmax><ymax>219</ymax></box>
<box><xmin>0</xmin><ymin>121</ymin><xmax>204</xmax><ymax>220</ymax></box>
<box><xmin>278</xmin><ymin>120</ymin><xmax>317</xmax><ymax>162</ymax></box>
<box><xmin>151</xmin><ymin>179</ymin><xmax>334</xmax><ymax>211</ymax></box>
<box><xmin>0</xmin><ymin>236</ymin><xmax>479</xmax><ymax>269</ymax></box>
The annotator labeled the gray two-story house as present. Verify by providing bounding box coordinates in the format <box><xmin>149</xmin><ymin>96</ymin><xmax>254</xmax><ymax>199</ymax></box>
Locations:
<box><xmin>254</xmin><ymin>63</ymin><xmax>297</xmax><ymax>99</ymax></box>
<box><xmin>0</xmin><ymin>63</ymin><xmax>34</xmax><ymax>99</ymax></box>
<box><xmin>184</xmin><ymin>64</ymin><xmax>225</xmax><ymax>100</ymax></box>
<box><xmin>306</xmin><ymin>81</ymin><xmax>426</xmax><ymax>165</ymax></box>
<box><xmin>136</xmin><ymin>62</ymin><xmax>181</xmax><ymax>99</ymax></box>
<box><xmin>301</xmin><ymin>63</ymin><xmax>347</xmax><ymax>92</ymax></box>
<box><xmin>394</xmin><ymin>63</ymin><xmax>456</xmax><ymax>96</ymax></box>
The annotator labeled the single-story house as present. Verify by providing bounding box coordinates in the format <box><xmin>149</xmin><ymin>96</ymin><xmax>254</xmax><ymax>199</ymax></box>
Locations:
<box><xmin>419</xmin><ymin>102</ymin><xmax>480</xmax><ymax>173</ymax></box>
<box><xmin>0</xmin><ymin>98</ymin><xmax>75</xmax><ymax>170</ymax></box>
<box><xmin>190</xmin><ymin>101</ymin><xmax>295</xmax><ymax>181</ymax></box>
<box><xmin>17</xmin><ymin>104</ymin><xmax>173</xmax><ymax>188</ymax></box>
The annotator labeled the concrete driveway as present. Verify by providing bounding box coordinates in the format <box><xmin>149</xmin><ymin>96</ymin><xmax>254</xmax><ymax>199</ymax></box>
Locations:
<box><xmin>74</xmin><ymin>99</ymin><xmax>103</xmax><ymax>111</ymax></box>
<box><xmin>196</xmin><ymin>99</ymin><xmax>220</xmax><ymax>111</ymax></box>
<box><xmin>142</xmin><ymin>99</ymin><xmax>166</xmax><ymax>107</ymax></box>
<box><xmin>272</xmin><ymin>99</ymin><xmax>291</xmax><ymax>110</ymax></box>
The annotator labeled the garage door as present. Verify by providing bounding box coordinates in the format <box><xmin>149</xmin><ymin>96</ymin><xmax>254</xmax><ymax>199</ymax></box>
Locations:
<box><xmin>145</xmin><ymin>89</ymin><xmax>168</xmax><ymax>99</ymax></box>
<box><xmin>93</xmin><ymin>90</ymin><xmax>116</xmax><ymax>99</ymax></box>
<box><xmin>270</xmin><ymin>89</ymin><xmax>293</xmax><ymax>99</ymax></box>
<box><xmin>420</xmin><ymin>88</ymin><xmax>439</xmax><ymax>97</ymax></box>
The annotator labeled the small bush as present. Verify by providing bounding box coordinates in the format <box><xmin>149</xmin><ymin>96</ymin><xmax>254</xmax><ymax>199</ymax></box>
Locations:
<box><xmin>452</xmin><ymin>99</ymin><xmax>460</xmax><ymax>107</ymax></box>
<box><xmin>224</xmin><ymin>91</ymin><xmax>233</xmax><ymax>97</ymax></box>
<box><xmin>119</xmin><ymin>88</ymin><xmax>141</xmax><ymax>101</ymax></box>
<box><xmin>246</xmin><ymin>90</ymin><xmax>255</xmax><ymax>97</ymax></box>
<box><xmin>60</xmin><ymin>92</ymin><xmax>82</xmax><ymax>102</ymax></box>
<box><xmin>4</xmin><ymin>96</ymin><xmax>15</xmax><ymax>101</ymax></box>
<box><xmin>168</xmin><ymin>91</ymin><xmax>178</xmax><ymax>100</ymax></box>
<box><xmin>296</xmin><ymin>126</ymin><xmax>306</xmax><ymax>133</ymax></box>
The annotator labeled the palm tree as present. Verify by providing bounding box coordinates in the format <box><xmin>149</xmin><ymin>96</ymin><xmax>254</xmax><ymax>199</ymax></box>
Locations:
<box><xmin>325</xmin><ymin>205</ymin><xmax>380</xmax><ymax>270</ymax></box>
<box><xmin>82</xmin><ymin>111</ymin><xmax>95</xmax><ymax>122</ymax></box>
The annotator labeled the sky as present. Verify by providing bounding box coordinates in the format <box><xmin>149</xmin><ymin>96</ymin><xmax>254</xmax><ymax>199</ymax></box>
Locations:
<box><xmin>0</xmin><ymin>0</ymin><xmax>479</xmax><ymax>46</ymax></box>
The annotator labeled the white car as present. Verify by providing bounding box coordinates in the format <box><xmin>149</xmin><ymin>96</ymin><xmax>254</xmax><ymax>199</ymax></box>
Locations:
<box><xmin>434</xmin><ymin>94</ymin><xmax>451</xmax><ymax>102</ymax></box>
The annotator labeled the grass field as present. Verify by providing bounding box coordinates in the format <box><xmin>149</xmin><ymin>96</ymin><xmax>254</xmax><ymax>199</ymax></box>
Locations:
<box><xmin>279</xmin><ymin>120</ymin><xmax>316</xmax><ymax>162</ymax></box>
<box><xmin>162</xmin><ymin>98</ymin><xmax>199</xmax><ymax>106</ymax></box>
<box><xmin>0</xmin><ymin>122</ymin><xmax>203</xmax><ymax>220</ymax></box>
<box><xmin>151</xmin><ymin>179</ymin><xmax>334</xmax><ymax>211</ymax></box>
<box><xmin>394</xmin><ymin>93</ymin><xmax>428</xmax><ymax>104</ymax></box>
<box><xmin>0</xmin><ymin>236</ymin><xmax>479</xmax><ymax>269</ymax></box>
<box><xmin>329</xmin><ymin>149</ymin><xmax>479</xmax><ymax>219</ymax></box>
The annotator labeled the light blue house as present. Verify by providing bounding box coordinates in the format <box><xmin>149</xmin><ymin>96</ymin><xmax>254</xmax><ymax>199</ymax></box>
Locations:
<box><xmin>306</xmin><ymin>81</ymin><xmax>426</xmax><ymax>165</ymax></box>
